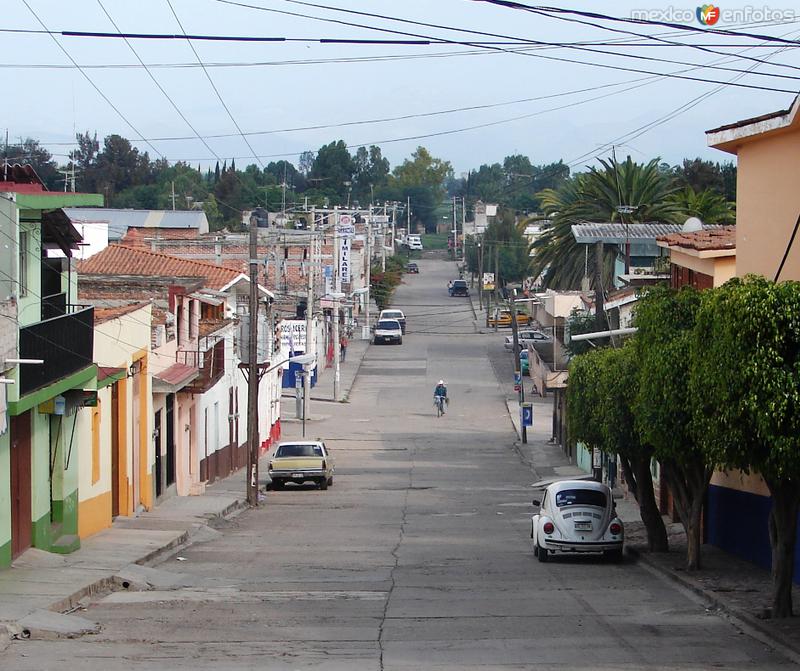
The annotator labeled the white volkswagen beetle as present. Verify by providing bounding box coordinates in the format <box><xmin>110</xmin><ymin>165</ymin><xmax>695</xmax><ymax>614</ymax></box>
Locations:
<box><xmin>531</xmin><ymin>480</ymin><xmax>624</xmax><ymax>562</ymax></box>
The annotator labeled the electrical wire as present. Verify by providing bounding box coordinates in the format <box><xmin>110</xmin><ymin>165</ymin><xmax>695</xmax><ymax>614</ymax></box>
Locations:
<box><xmin>165</xmin><ymin>0</ymin><xmax>265</xmax><ymax>168</ymax></box>
<box><xmin>211</xmin><ymin>0</ymin><xmax>799</xmax><ymax>92</ymax></box>
<box><xmin>20</xmin><ymin>0</ymin><xmax>167</xmax><ymax>161</ymax></box>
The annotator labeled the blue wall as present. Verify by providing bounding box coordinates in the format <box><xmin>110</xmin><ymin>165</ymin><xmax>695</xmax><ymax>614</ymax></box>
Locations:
<box><xmin>706</xmin><ymin>484</ymin><xmax>800</xmax><ymax>583</ymax></box>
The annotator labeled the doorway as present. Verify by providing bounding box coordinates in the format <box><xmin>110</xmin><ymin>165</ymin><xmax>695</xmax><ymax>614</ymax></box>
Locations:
<box><xmin>165</xmin><ymin>395</ymin><xmax>175</xmax><ymax>487</ymax></box>
<box><xmin>10</xmin><ymin>412</ymin><xmax>32</xmax><ymax>559</ymax></box>
<box><xmin>154</xmin><ymin>409</ymin><xmax>163</xmax><ymax>497</ymax></box>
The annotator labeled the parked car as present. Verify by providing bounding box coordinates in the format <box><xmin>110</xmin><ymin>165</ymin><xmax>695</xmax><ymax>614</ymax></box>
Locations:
<box><xmin>504</xmin><ymin>330</ymin><xmax>551</xmax><ymax>351</ymax></box>
<box><xmin>519</xmin><ymin>350</ymin><xmax>529</xmax><ymax>375</ymax></box>
<box><xmin>407</xmin><ymin>234</ymin><xmax>423</xmax><ymax>250</ymax></box>
<box><xmin>449</xmin><ymin>279</ymin><xmax>469</xmax><ymax>296</ymax></box>
<box><xmin>531</xmin><ymin>480</ymin><xmax>623</xmax><ymax>562</ymax></box>
<box><xmin>489</xmin><ymin>309</ymin><xmax>532</xmax><ymax>328</ymax></box>
<box><xmin>374</xmin><ymin>319</ymin><xmax>403</xmax><ymax>345</ymax></box>
<box><xmin>406</xmin><ymin>262</ymin><xmax>420</xmax><ymax>273</ymax></box>
<box><xmin>379</xmin><ymin>309</ymin><xmax>406</xmax><ymax>333</ymax></box>
<box><xmin>268</xmin><ymin>440</ymin><xmax>334</xmax><ymax>490</ymax></box>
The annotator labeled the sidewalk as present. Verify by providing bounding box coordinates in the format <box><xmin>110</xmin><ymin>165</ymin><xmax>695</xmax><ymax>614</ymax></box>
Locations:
<box><xmin>0</xmin><ymin>339</ymin><xmax>372</xmax><ymax>649</ymax></box>
<box><xmin>501</xmin><ymin>365</ymin><xmax>800</xmax><ymax>663</ymax></box>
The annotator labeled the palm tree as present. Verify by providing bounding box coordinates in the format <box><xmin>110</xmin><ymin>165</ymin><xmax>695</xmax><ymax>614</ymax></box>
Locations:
<box><xmin>670</xmin><ymin>186</ymin><xmax>735</xmax><ymax>224</ymax></box>
<box><xmin>530</xmin><ymin>156</ymin><xmax>683</xmax><ymax>290</ymax></box>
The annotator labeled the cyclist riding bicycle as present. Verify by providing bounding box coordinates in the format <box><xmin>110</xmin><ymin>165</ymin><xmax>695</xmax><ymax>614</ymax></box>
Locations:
<box><xmin>434</xmin><ymin>379</ymin><xmax>448</xmax><ymax>414</ymax></box>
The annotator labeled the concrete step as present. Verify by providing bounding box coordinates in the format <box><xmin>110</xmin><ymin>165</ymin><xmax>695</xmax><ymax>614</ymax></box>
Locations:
<box><xmin>49</xmin><ymin>534</ymin><xmax>80</xmax><ymax>555</ymax></box>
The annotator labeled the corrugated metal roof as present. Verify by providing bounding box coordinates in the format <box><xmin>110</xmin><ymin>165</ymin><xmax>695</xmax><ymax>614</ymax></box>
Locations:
<box><xmin>64</xmin><ymin>208</ymin><xmax>209</xmax><ymax>241</ymax></box>
<box><xmin>571</xmin><ymin>223</ymin><xmax>722</xmax><ymax>244</ymax></box>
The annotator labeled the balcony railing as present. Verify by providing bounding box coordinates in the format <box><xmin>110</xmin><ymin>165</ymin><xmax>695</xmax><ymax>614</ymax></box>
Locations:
<box><xmin>19</xmin><ymin>306</ymin><xmax>94</xmax><ymax>395</ymax></box>
<box><xmin>177</xmin><ymin>338</ymin><xmax>225</xmax><ymax>394</ymax></box>
<box><xmin>41</xmin><ymin>292</ymin><xmax>67</xmax><ymax>320</ymax></box>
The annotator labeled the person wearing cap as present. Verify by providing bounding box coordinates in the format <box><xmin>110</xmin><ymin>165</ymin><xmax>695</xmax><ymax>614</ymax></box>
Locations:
<box><xmin>433</xmin><ymin>379</ymin><xmax>448</xmax><ymax>412</ymax></box>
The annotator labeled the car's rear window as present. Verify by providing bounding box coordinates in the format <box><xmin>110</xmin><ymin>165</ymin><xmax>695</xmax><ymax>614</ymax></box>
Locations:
<box><xmin>453</xmin><ymin>280</ymin><xmax>467</xmax><ymax>287</ymax></box>
<box><xmin>276</xmin><ymin>444</ymin><xmax>323</xmax><ymax>458</ymax></box>
<box><xmin>555</xmin><ymin>488</ymin><xmax>607</xmax><ymax>508</ymax></box>
<box><xmin>383</xmin><ymin>311</ymin><xmax>403</xmax><ymax>318</ymax></box>
<box><xmin>378</xmin><ymin>320</ymin><xmax>400</xmax><ymax>329</ymax></box>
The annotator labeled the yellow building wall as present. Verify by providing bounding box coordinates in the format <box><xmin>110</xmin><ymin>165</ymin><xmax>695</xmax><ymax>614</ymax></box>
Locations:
<box><xmin>710</xmin><ymin>468</ymin><xmax>770</xmax><ymax>497</ymax></box>
<box><xmin>736</xmin><ymin>130</ymin><xmax>800</xmax><ymax>279</ymax></box>
<box><xmin>669</xmin><ymin>250</ymin><xmax>736</xmax><ymax>287</ymax></box>
<box><xmin>77</xmin><ymin>305</ymin><xmax>152</xmax><ymax>537</ymax></box>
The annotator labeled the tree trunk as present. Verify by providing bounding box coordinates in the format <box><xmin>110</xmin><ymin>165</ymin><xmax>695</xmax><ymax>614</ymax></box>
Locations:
<box><xmin>619</xmin><ymin>454</ymin><xmax>668</xmax><ymax>552</ymax></box>
<box><xmin>764</xmin><ymin>478</ymin><xmax>800</xmax><ymax>619</ymax></box>
<box><xmin>661</xmin><ymin>456</ymin><xmax>711</xmax><ymax>571</ymax></box>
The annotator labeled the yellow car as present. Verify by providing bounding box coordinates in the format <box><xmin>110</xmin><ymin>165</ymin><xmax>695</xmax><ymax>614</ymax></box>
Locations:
<box><xmin>268</xmin><ymin>440</ymin><xmax>334</xmax><ymax>490</ymax></box>
<box><xmin>488</xmin><ymin>309</ymin><xmax>532</xmax><ymax>328</ymax></box>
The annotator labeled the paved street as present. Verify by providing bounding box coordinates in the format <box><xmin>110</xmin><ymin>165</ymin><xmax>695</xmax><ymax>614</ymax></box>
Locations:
<box><xmin>4</xmin><ymin>258</ymin><xmax>792</xmax><ymax>670</ymax></box>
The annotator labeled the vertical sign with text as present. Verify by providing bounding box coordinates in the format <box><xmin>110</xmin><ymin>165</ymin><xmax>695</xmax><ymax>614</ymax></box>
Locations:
<box><xmin>337</xmin><ymin>214</ymin><xmax>355</xmax><ymax>286</ymax></box>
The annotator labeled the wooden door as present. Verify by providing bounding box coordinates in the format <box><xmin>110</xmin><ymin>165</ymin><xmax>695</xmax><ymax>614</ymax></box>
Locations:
<box><xmin>10</xmin><ymin>412</ymin><xmax>32</xmax><ymax>559</ymax></box>
<box><xmin>111</xmin><ymin>382</ymin><xmax>120</xmax><ymax>517</ymax></box>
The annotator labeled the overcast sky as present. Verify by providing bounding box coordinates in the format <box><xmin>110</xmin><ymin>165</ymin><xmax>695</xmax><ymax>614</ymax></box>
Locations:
<box><xmin>3</xmin><ymin>0</ymin><xmax>800</xmax><ymax>176</ymax></box>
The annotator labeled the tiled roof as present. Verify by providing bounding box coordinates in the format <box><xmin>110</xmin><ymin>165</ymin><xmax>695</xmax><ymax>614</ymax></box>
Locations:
<box><xmin>657</xmin><ymin>226</ymin><xmax>736</xmax><ymax>251</ymax></box>
<box><xmin>93</xmin><ymin>301</ymin><xmax>150</xmax><ymax>324</ymax></box>
<box><xmin>122</xmin><ymin>227</ymin><xmax>201</xmax><ymax>247</ymax></box>
<box><xmin>153</xmin><ymin>362</ymin><xmax>199</xmax><ymax>390</ymax></box>
<box><xmin>97</xmin><ymin>366</ymin><xmax>125</xmax><ymax>383</ymax></box>
<box><xmin>77</xmin><ymin>244</ymin><xmax>244</xmax><ymax>290</ymax></box>
<box><xmin>199</xmin><ymin>318</ymin><xmax>233</xmax><ymax>338</ymax></box>
<box><xmin>572</xmin><ymin>222</ymin><xmax>722</xmax><ymax>244</ymax></box>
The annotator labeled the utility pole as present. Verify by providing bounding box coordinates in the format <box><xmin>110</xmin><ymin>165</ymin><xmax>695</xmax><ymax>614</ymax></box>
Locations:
<box><xmin>461</xmin><ymin>196</ymin><xmax>467</xmax><ymax>262</ymax></box>
<box><xmin>478</xmin><ymin>238</ymin><xmax>484</xmax><ymax>311</ymax></box>
<box><xmin>494</xmin><ymin>245</ymin><xmax>500</xmax><ymax>332</ymax></box>
<box><xmin>333</xmin><ymin>212</ymin><xmax>341</xmax><ymax>401</ymax></box>
<box><xmin>246</xmin><ymin>214</ymin><xmax>260</xmax><ymax>507</ymax></box>
<box><xmin>365</xmin><ymin>208</ymin><xmax>372</xmax><ymax>338</ymax></box>
<box><xmin>170</xmin><ymin>181</ymin><xmax>177</xmax><ymax>211</ymax></box>
<box><xmin>510</xmin><ymin>289</ymin><xmax>526</xmax><ymax>444</ymax></box>
<box><xmin>594</xmin><ymin>240</ymin><xmax>605</xmax><ymax>331</ymax></box>
<box><xmin>452</xmin><ymin>195</ymin><xmax>457</xmax><ymax>260</ymax></box>
<box><xmin>304</xmin><ymin>209</ymin><xmax>315</xmax><ymax>433</ymax></box>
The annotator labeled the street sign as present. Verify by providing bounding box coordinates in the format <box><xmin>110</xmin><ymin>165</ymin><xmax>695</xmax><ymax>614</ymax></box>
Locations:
<box><xmin>521</xmin><ymin>403</ymin><xmax>533</xmax><ymax>427</ymax></box>
<box><xmin>482</xmin><ymin>272</ymin><xmax>495</xmax><ymax>291</ymax></box>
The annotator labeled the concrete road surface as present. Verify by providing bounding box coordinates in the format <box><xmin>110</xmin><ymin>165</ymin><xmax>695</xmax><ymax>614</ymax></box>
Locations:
<box><xmin>5</xmin><ymin>257</ymin><xmax>792</xmax><ymax>670</ymax></box>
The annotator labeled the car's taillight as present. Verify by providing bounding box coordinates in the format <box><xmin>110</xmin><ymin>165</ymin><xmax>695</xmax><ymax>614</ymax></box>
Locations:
<box><xmin>321</xmin><ymin>460</ymin><xmax>326</xmax><ymax>470</ymax></box>
<box><xmin>609</xmin><ymin>523</ymin><xmax>621</xmax><ymax>535</ymax></box>
<box><xmin>543</xmin><ymin>522</ymin><xmax>555</xmax><ymax>534</ymax></box>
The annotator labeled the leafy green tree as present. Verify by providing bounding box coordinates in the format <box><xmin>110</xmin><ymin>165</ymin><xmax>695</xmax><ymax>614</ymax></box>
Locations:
<box><xmin>532</xmin><ymin>156</ymin><xmax>683</xmax><ymax>290</ymax></box>
<box><xmin>391</xmin><ymin>146</ymin><xmax>452</xmax><ymax>203</ymax></box>
<box><xmin>673</xmin><ymin>158</ymin><xmax>725</xmax><ymax>194</ymax></box>
<box><xmin>203</xmin><ymin>194</ymin><xmax>224</xmax><ymax>230</ymax></box>
<box><xmin>693</xmin><ymin>276</ymin><xmax>800</xmax><ymax>618</ymax></box>
<box><xmin>353</xmin><ymin>145</ymin><xmax>389</xmax><ymax>204</ymax></box>
<box><xmin>309</xmin><ymin>140</ymin><xmax>354</xmax><ymax>202</ymax></box>
<box><xmin>568</xmin><ymin>345</ymin><xmax>668</xmax><ymax>552</ymax></box>
<box><xmin>634</xmin><ymin>286</ymin><xmax>712</xmax><ymax>571</ymax></box>
<box><xmin>671</xmin><ymin>187</ymin><xmax>735</xmax><ymax>225</ymax></box>
<box><xmin>482</xmin><ymin>207</ymin><xmax>529</xmax><ymax>284</ymax></box>
<box><xmin>564</xmin><ymin>308</ymin><xmax>597</xmax><ymax>357</ymax></box>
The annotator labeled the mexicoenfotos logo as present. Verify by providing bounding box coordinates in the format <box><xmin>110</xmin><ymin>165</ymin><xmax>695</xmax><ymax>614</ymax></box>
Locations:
<box><xmin>631</xmin><ymin>5</ymin><xmax>797</xmax><ymax>25</ymax></box>
<box><xmin>696</xmin><ymin>4</ymin><xmax>721</xmax><ymax>24</ymax></box>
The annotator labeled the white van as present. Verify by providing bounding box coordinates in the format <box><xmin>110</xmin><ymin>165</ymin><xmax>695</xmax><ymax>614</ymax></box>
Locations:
<box><xmin>407</xmin><ymin>234</ymin><xmax>423</xmax><ymax>250</ymax></box>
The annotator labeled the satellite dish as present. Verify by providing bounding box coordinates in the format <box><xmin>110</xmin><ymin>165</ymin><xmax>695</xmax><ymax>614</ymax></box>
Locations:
<box><xmin>682</xmin><ymin>217</ymin><xmax>703</xmax><ymax>233</ymax></box>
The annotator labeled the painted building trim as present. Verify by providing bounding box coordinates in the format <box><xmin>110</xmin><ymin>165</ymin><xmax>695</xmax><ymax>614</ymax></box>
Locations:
<box><xmin>7</xmin><ymin>365</ymin><xmax>97</xmax><ymax>416</ymax></box>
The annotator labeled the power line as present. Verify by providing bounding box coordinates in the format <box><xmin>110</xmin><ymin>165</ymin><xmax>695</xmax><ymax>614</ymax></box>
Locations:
<box><xmin>20</xmin><ymin>0</ymin><xmax>166</xmax><ymax>161</ymax></box>
<box><xmin>165</xmin><ymin>0</ymin><xmax>265</xmax><ymax>168</ymax></box>
<box><xmin>472</xmin><ymin>0</ymin><xmax>800</xmax><ymax>74</ymax></box>
<box><xmin>210</xmin><ymin>0</ymin><xmax>797</xmax><ymax>93</ymax></box>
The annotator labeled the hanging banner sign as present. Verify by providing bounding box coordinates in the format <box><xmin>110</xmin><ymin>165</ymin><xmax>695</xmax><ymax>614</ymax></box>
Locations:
<box><xmin>339</xmin><ymin>236</ymin><xmax>352</xmax><ymax>284</ymax></box>
<box><xmin>324</xmin><ymin>265</ymin><xmax>333</xmax><ymax>296</ymax></box>
<box><xmin>336</xmin><ymin>214</ymin><xmax>355</xmax><ymax>238</ymax></box>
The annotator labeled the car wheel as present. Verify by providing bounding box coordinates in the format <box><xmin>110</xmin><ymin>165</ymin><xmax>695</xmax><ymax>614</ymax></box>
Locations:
<box><xmin>533</xmin><ymin>543</ymin><xmax>538</xmax><ymax>557</ymax></box>
<box><xmin>398</xmin><ymin>338</ymin><xmax>403</xmax><ymax>345</ymax></box>
<box><xmin>272</xmin><ymin>479</ymin><xmax>284</xmax><ymax>489</ymax></box>
<box><xmin>537</xmin><ymin>543</ymin><xmax>549</xmax><ymax>563</ymax></box>
<box><xmin>604</xmin><ymin>549</ymin><xmax>623</xmax><ymax>563</ymax></box>
<box><xmin>319</xmin><ymin>477</ymin><xmax>328</xmax><ymax>490</ymax></box>
<box><xmin>327</xmin><ymin>476</ymin><xmax>334</xmax><ymax>487</ymax></box>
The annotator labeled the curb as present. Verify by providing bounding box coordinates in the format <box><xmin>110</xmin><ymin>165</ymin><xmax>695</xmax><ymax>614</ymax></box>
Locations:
<box><xmin>626</xmin><ymin>546</ymin><xmax>800</xmax><ymax>664</ymax></box>
<box><xmin>341</xmin><ymin>343</ymin><xmax>369</xmax><ymax>403</ymax></box>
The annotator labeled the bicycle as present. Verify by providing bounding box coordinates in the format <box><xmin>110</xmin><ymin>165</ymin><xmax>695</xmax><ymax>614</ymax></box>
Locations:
<box><xmin>434</xmin><ymin>395</ymin><xmax>447</xmax><ymax>417</ymax></box>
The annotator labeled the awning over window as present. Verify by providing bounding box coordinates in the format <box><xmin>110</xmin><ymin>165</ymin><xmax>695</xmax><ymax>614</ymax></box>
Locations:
<box><xmin>152</xmin><ymin>362</ymin><xmax>199</xmax><ymax>394</ymax></box>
